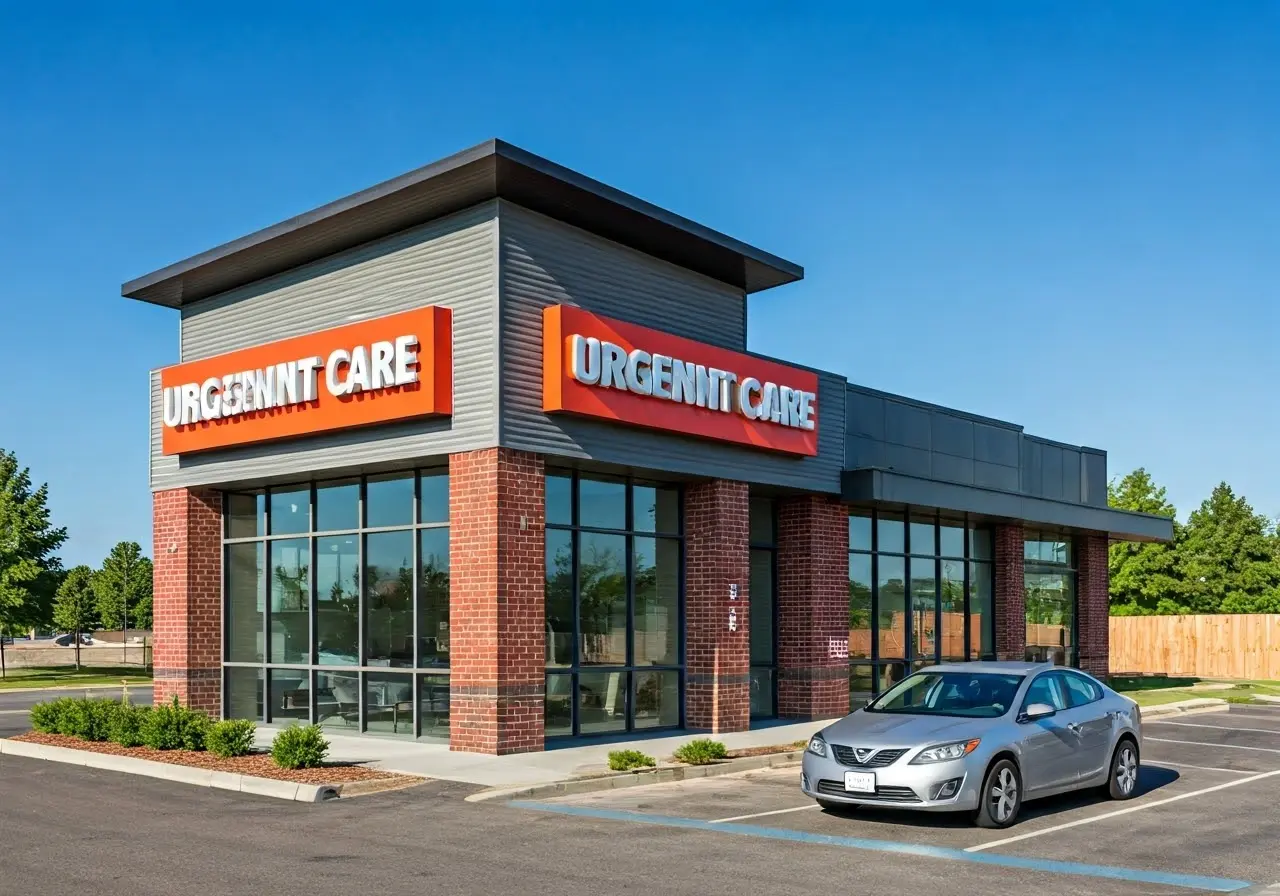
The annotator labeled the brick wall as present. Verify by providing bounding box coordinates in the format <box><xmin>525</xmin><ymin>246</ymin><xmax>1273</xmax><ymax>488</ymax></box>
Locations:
<box><xmin>152</xmin><ymin>488</ymin><xmax>222</xmax><ymax>715</ymax></box>
<box><xmin>448</xmin><ymin>448</ymin><xmax>545</xmax><ymax>754</ymax></box>
<box><xmin>685</xmin><ymin>479</ymin><xmax>750</xmax><ymax>732</ymax></box>
<box><xmin>776</xmin><ymin>496</ymin><xmax>849</xmax><ymax>719</ymax></box>
<box><xmin>1076</xmin><ymin>533</ymin><xmax>1110</xmax><ymax>678</ymax></box>
<box><xmin>994</xmin><ymin>523</ymin><xmax>1026</xmax><ymax>662</ymax></box>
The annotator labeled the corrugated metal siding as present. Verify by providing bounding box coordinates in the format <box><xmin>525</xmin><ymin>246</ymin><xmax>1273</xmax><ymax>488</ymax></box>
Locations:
<box><xmin>151</xmin><ymin>203</ymin><xmax>499</xmax><ymax>491</ymax></box>
<box><xmin>497</xmin><ymin>202</ymin><xmax>844</xmax><ymax>493</ymax></box>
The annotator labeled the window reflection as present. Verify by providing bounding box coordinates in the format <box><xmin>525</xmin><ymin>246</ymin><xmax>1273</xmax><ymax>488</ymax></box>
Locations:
<box><xmin>939</xmin><ymin>559</ymin><xmax>964</xmax><ymax>659</ymax></box>
<box><xmin>848</xmin><ymin>553</ymin><xmax>872</xmax><ymax>660</ymax></box>
<box><xmin>365</xmin><ymin>531</ymin><xmax>414</xmax><ymax>667</ymax></box>
<box><xmin>545</xmin><ymin>530</ymin><xmax>574</xmax><ymax>667</ymax></box>
<box><xmin>366</xmin><ymin>473</ymin><xmax>413</xmax><ymax>529</ymax></box>
<box><xmin>878</xmin><ymin>555</ymin><xmax>906</xmax><ymax>659</ymax></box>
<box><xmin>418</xmin><ymin>529</ymin><xmax>449</xmax><ymax>667</ymax></box>
<box><xmin>316</xmin><ymin>536</ymin><xmax>358</xmax><ymax>665</ymax></box>
<box><xmin>634</xmin><ymin>537</ymin><xmax>679</xmax><ymax>666</ymax></box>
<box><xmin>226</xmin><ymin>543</ymin><xmax>263</xmax><ymax>663</ymax></box>
<box><xmin>270</xmin><ymin>488</ymin><xmax>309</xmax><ymax>535</ymax></box>
<box><xmin>268</xmin><ymin>539</ymin><xmax>309</xmax><ymax>664</ymax></box>
<box><xmin>578</xmin><ymin>476</ymin><xmax>626</xmax><ymax>530</ymax></box>
<box><xmin>315</xmin><ymin>479</ymin><xmax>359</xmax><ymax>532</ymax></box>
<box><xmin>578</xmin><ymin>532</ymin><xmax>627</xmax><ymax>666</ymax></box>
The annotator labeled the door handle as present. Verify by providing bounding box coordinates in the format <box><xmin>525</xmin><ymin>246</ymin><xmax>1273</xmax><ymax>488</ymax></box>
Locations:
<box><xmin>1066</xmin><ymin>722</ymin><xmax>1081</xmax><ymax>734</ymax></box>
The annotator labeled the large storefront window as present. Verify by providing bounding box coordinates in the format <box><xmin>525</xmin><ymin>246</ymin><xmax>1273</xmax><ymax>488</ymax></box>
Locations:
<box><xmin>1024</xmin><ymin>532</ymin><xmax>1076</xmax><ymax>665</ymax></box>
<box><xmin>748</xmin><ymin>497</ymin><xmax>777</xmax><ymax>719</ymax></box>
<box><xmin>848</xmin><ymin>509</ymin><xmax>994</xmax><ymax>709</ymax></box>
<box><xmin>545</xmin><ymin>471</ymin><xmax>683</xmax><ymax>738</ymax></box>
<box><xmin>222</xmin><ymin>468</ymin><xmax>450</xmax><ymax>740</ymax></box>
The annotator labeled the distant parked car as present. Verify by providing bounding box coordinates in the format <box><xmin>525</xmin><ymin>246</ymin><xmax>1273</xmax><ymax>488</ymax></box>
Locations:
<box><xmin>53</xmin><ymin>633</ymin><xmax>93</xmax><ymax>647</ymax></box>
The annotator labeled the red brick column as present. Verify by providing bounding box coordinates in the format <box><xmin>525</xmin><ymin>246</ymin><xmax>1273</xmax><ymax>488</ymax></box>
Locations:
<box><xmin>1076</xmin><ymin>533</ymin><xmax>1110</xmax><ymax>677</ymax></box>
<box><xmin>776</xmin><ymin>496</ymin><xmax>850</xmax><ymax>719</ymax></box>
<box><xmin>152</xmin><ymin>488</ymin><xmax>222</xmax><ymax>715</ymax></box>
<box><xmin>448</xmin><ymin>448</ymin><xmax>545</xmax><ymax>754</ymax></box>
<box><xmin>685</xmin><ymin>479</ymin><xmax>750</xmax><ymax>733</ymax></box>
<box><xmin>994</xmin><ymin>523</ymin><xmax>1026</xmax><ymax>662</ymax></box>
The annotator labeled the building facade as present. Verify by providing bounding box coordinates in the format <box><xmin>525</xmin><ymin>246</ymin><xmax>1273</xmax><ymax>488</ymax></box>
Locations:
<box><xmin>126</xmin><ymin>140</ymin><xmax>1172</xmax><ymax>754</ymax></box>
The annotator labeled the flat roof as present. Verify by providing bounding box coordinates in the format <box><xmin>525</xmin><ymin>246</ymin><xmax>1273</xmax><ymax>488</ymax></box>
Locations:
<box><xmin>121</xmin><ymin>139</ymin><xmax>805</xmax><ymax>308</ymax></box>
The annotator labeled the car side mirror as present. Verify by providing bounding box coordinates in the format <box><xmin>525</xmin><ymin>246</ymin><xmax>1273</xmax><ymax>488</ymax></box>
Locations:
<box><xmin>1020</xmin><ymin>702</ymin><xmax>1056</xmax><ymax>722</ymax></box>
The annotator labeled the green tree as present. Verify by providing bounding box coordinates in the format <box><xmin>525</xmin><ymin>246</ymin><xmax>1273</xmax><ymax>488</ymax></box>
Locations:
<box><xmin>93</xmin><ymin>541</ymin><xmax>154</xmax><ymax>631</ymax></box>
<box><xmin>0</xmin><ymin>450</ymin><xmax>68</xmax><ymax>677</ymax></box>
<box><xmin>1176</xmin><ymin>483</ymin><xmax>1280</xmax><ymax>613</ymax></box>
<box><xmin>1107</xmin><ymin>469</ymin><xmax>1183</xmax><ymax>614</ymax></box>
<box><xmin>53</xmin><ymin>566</ymin><xmax>98</xmax><ymax>670</ymax></box>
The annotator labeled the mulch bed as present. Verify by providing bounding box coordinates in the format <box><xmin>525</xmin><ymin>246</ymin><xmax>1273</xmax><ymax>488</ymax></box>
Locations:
<box><xmin>12</xmin><ymin>732</ymin><xmax>416</xmax><ymax>786</ymax></box>
<box><xmin>727</xmin><ymin>744</ymin><xmax>805</xmax><ymax>759</ymax></box>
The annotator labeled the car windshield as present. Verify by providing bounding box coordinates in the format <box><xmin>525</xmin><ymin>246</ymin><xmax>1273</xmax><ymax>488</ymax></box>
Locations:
<box><xmin>864</xmin><ymin>671</ymin><xmax>1024</xmax><ymax>718</ymax></box>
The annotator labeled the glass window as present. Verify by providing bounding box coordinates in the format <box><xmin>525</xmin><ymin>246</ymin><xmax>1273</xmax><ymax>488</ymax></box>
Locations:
<box><xmin>1026</xmin><ymin>571</ymin><xmax>1075</xmax><ymax>665</ymax></box>
<box><xmin>418</xmin><ymin>673</ymin><xmax>450</xmax><ymax>741</ymax></box>
<box><xmin>418</xmin><ymin>528</ymin><xmax>449</xmax><ymax>667</ymax></box>
<box><xmin>970</xmin><ymin>561</ymin><xmax>994</xmax><ymax>659</ymax></box>
<box><xmin>939</xmin><ymin>558</ymin><xmax>965</xmax><ymax>660</ymax></box>
<box><xmin>750</xmin><ymin>667</ymin><xmax>775</xmax><ymax>718</ymax></box>
<box><xmin>970</xmin><ymin>527</ymin><xmax>993</xmax><ymax>560</ymax></box>
<box><xmin>268</xmin><ymin>538</ymin><xmax>309</xmax><ymax>664</ymax></box>
<box><xmin>578</xmin><ymin>671</ymin><xmax>627</xmax><ymax>734</ymax></box>
<box><xmin>545</xmin><ymin>530</ymin><xmax>574</xmax><ymax>667</ymax></box>
<box><xmin>1023</xmin><ymin>673</ymin><xmax>1067</xmax><ymax>711</ymax></box>
<box><xmin>749</xmin><ymin>498</ymin><xmax>776</xmax><ymax>546</ymax></box>
<box><xmin>269</xmin><ymin>487</ymin><xmax>309</xmax><ymax>535</ymax></box>
<box><xmin>578</xmin><ymin>532</ymin><xmax>626</xmax><ymax>665</ymax></box>
<box><xmin>269</xmin><ymin>669</ymin><xmax>309</xmax><ymax>723</ymax></box>
<box><xmin>546</xmin><ymin>472</ymin><xmax>573</xmax><ymax>526</ymax></box>
<box><xmin>316</xmin><ymin>670</ymin><xmax>360</xmax><ymax>731</ymax></box>
<box><xmin>848</xmin><ymin>554</ymin><xmax>872</xmax><ymax>660</ymax></box>
<box><xmin>364</xmin><ymin>672</ymin><xmax>413</xmax><ymax>737</ymax></box>
<box><xmin>849</xmin><ymin>664</ymin><xmax>875</xmax><ymax>709</ymax></box>
<box><xmin>749</xmin><ymin>549</ymin><xmax>775</xmax><ymax>666</ymax></box>
<box><xmin>877</xmin><ymin>555</ymin><xmax>906</xmax><ymax>658</ymax></box>
<box><xmin>633</xmin><ymin>537</ymin><xmax>679</xmax><ymax>666</ymax></box>
<box><xmin>418</xmin><ymin>469</ymin><xmax>449</xmax><ymax>525</ymax></box>
<box><xmin>545</xmin><ymin>673</ymin><xmax>574</xmax><ymax>737</ymax></box>
<box><xmin>364</xmin><ymin>530</ymin><xmax>414</xmax><ymax>667</ymax></box>
<box><xmin>634</xmin><ymin>483</ymin><xmax>680</xmax><ymax>535</ymax></box>
<box><xmin>909</xmin><ymin>557</ymin><xmax>937</xmax><ymax>660</ymax></box>
<box><xmin>224</xmin><ymin>666</ymin><xmax>263</xmax><ymax>722</ymax></box>
<box><xmin>877</xmin><ymin>513</ymin><xmax>905</xmax><ymax>554</ymax></box>
<box><xmin>940</xmin><ymin>521</ymin><xmax>965</xmax><ymax>558</ymax></box>
<box><xmin>315</xmin><ymin>479</ymin><xmax>359</xmax><ymax>532</ymax></box>
<box><xmin>366</xmin><ymin>473</ymin><xmax>413</xmax><ymax>529</ymax></box>
<box><xmin>578</xmin><ymin>475</ymin><xmax>626</xmax><ymax>530</ymax></box>
<box><xmin>848</xmin><ymin>512</ymin><xmax>872</xmax><ymax>552</ymax></box>
<box><xmin>869</xmin><ymin>670</ymin><xmax>1024</xmax><ymax>718</ymax></box>
<box><xmin>909</xmin><ymin>514</ymin><xmax>936</xmax><ymax>556</ymax></box>
<box><xmin>633</xmin><ymin>670</ymin><xmax>679</xmax><ymax>729</ymax></box>
<box><xmin>226</xmin><ymin>542</ymin><xmax>264</xmax><ymax>663</ymax></box>
<box><xmin>315</xmin><ymin>536</ymin><xmax>359</xmax><ymax>666</ymax></box>
<box><xmin>226</xmin><ymin>493</ymin><xmax>264</xmax><ymax>539</ymax></box>
<box><xmin>1060</xmin><ymin>671</ymin><xmax>1102</xmax><ymax>707</ymax></box>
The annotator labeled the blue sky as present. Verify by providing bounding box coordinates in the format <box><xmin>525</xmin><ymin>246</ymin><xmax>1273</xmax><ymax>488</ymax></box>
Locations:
<box><xmin>1</xmin><ymin>2</ymin><xmax>1277</xmax><ymax>567</ymax></box>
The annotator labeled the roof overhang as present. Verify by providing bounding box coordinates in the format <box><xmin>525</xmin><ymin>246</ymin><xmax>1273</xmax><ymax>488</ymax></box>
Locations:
<box><xmin>121</xmin><ymin>139</ymin><xmax>804</xmax><ymax>308</ymax></box>
<box><xmin>842</xmin><ymin>468</ymin><xmax>1174</xmax><ymax>542</ymax></box>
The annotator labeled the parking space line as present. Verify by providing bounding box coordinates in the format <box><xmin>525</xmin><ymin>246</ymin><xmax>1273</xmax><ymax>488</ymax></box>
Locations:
<box><xmin>1147</xmin><ymin>737</ymin><xmax>1280</xmax><ymax>753</ymax></box>
<box><xmin>1149</xmin><ymin>720</ymin><xmax>1280</xmax><ymax>733</ymax></box>
<box><xmin>1145</xmin><ymin>760</ymin><xmax>1258</xmax><ymax>775</ymax></box>
<box><xmin>510</xmin><ymin>801</ymin><xmax>1253</xmax><ymax>891</ymax></box>
<box><xmin>709</xmin><ymin>804</ymin><xmax>819</xmax><ymax>824</ymax></box>
<box><xmin>965</xmin><ymin>768</ymin><xmax>1280</xmax><ymax>854</ymax></box>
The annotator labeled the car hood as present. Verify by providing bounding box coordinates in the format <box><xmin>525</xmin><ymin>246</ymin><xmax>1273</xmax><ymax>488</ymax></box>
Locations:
<box><xmin>821</xmin><ymin>710</ymin><xmax>995</xmax><ymax>748</ymax></box>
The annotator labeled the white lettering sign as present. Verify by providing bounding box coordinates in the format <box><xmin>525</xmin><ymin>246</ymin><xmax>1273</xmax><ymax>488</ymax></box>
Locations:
<box><xmin>162</xmin><ymin>335</ymin><xmax>421</xmax><ymax>428</ymax></box>
<box><xmin>568</xmin><ymin>334</ymin><xmax>816</xmax><ymax>431</ymax></box>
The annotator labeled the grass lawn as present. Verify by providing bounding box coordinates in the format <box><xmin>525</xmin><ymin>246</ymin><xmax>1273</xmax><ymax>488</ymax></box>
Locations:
<box><xmin>0</xmin><ymin>666</ymin><xmax>152</xmax><ymax>690</ymax></box>
<box><xmin>1110</xmin><ymin>675</ymin><xmax>1280</xmax><ymax>707</ymax></box>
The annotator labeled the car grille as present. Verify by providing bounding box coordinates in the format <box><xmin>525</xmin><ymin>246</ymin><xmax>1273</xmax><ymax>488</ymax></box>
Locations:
<box><xmin>830</xmin><ymin>746</ymin><xmax>907</xmax><ymax>768</ymax></box>
<box><xmin>815</xmin><ymin>780</ymin><xmax>921</xmax><ymax>803</ymax></box>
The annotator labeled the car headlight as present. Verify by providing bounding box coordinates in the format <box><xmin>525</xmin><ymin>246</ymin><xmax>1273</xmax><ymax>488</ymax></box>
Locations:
<box><xmin>806</xmin><ymin>735</ymin><xmax>828</xmax><ymax>758</ymax></box>
<box><xmin>911</xmin><ymin>739</ymin><xmax>980</xmax><ymax>764</ymax></box>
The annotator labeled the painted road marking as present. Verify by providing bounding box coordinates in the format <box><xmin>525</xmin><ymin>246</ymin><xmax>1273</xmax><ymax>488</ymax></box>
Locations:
<box><xmin>966</xmin><ymin>768</ymin><xmax>1280</xmax><ymax>854</ymax></box>
<box><xmin>1145</xmin><ymin>760</ymin><xmax>1257</xmax><ymax>775</ymax></box>
<box><xmin>709</xmin><ymin>804</ymin><xmax>819</xmax><ymax>823</ymax></box>
<box><xmin>1147</xmin><ymin>737</ymin><xmax>1280</xmax><ymax>753</ymax></box>
<box><xmin>510</xmin><ymin>801</ymin><xmax>1252</xmax><ymax>892</ymax></box>
<box><xmin>1149</xmin><ymin>720</ymin><xmax>1280</xmax><ymax>733</ymax></box>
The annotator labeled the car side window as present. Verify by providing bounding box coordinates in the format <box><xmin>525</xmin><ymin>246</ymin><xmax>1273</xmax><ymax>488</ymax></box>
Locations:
<box><xmin>1059</xmin><ymin>671</ymin><xmax>1102</xmax><ymax>708</ymax></box>
<box><xmin>1022</xmin><ymin>673</ymin><xmax>1067</xmax><ymax>711</ymax></box>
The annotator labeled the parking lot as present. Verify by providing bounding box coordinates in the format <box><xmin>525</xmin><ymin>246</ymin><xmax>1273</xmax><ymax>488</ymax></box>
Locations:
<box><xmin>514</xmin><ymin>704</ymin><xmax>1280</xmax><ymax>893</ymax></box>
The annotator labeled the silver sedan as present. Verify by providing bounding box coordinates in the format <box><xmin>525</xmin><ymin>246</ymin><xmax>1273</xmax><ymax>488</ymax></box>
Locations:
<box><xmin>801</xmin><ymin>661</ymin><xmax>1142</xmax><ymax>828</ymax></box>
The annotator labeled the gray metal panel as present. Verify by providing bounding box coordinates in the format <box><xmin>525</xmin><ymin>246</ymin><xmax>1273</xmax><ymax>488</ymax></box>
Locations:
<box><xmin>884</xmin><ymin>402</ymin><xmax>931</xmax><ymax>451</ymax></box>
<box><xmin>974</xmin><ymin>460</ymin><xmax>1020</xmax><ymax>493</ymax></box>
<box><xmin>151</xmin><ymin>203</ymin><xmax>500</xmax><ymax>492</ymax></box>
<box><xmin>1041</xmin><ymin>443</ymin><xmax>1064</xmax><ymax>499</ymax></box>
<box><xmin>882</xmin><ymin>443</ymin><xmax>931</xmax><ymax>478</ymax></box>
<box><xmin>975</xmin><ymin>423</ymin><xmax>1020</xmax><ymax>467</ymax></box>
<box><xmin>931</xmin><ymin>413</ymin><xmax>974</xmax><ymax>459</ymax></box>
<box><xmin>931</xmin><ymin>453</ymin><xmax>974</xmax><ymax>485</ymax></box>
<box><xmin>846</xmin><ymin>436</ymin><xmax>885</xmax><ymax>470</ymax></box>
<box><xmin>1062</xmin><ymin>447</ymin><xmax>1082</xmax><ymax>502</ymax></box>
<box><xmin>1021</xmin><ymin>438</ymin><xmax>1040</xmax><ymax>496</ymax></box>
<box><xmin>1083</xmin><ymin>450</ymin><xmax>1108</xmax><ymax>507</ymax></box>
<box><xmin>845</xmin><ymin>390</ymin><xmax>886</xmax><ymax>441</ymax></box>
<box><xmin>498</xmin><ymin>203</ymin><xmax>844</xmax><ymax>493</ymax></box>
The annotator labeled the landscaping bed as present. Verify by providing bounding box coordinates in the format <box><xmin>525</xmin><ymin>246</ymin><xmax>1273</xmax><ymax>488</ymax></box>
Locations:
<box><xmin>10</xmin><ymin>732</ymin><xmax>409</xmax><ymax>786</ymax></box>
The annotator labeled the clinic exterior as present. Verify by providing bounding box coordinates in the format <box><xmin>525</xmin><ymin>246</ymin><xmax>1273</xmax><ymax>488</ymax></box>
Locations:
<box><xmin>127</xmin><ymin>140</ymin><xmax>1172</xmax><ymax>755</ymax></box>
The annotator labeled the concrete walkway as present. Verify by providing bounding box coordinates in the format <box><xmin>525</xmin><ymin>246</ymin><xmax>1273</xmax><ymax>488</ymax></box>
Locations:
<box><xmin>254</xmin><ymin>720</ymin><xmax>826</xmax><ymax>788</ymax></box>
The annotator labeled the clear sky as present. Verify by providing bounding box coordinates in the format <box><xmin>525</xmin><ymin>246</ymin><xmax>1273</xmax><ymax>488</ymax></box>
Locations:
<box><xmin>1</xmin><ymin>2</ymin><xmax>1277</xmax><ymax>567</ymax></box>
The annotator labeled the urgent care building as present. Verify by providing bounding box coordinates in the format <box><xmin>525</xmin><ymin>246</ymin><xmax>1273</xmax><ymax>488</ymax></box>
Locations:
<box><xmin>125</xmin><ymin>140</ymin><xmax>1172</xmax><ymax>754</ymax></box>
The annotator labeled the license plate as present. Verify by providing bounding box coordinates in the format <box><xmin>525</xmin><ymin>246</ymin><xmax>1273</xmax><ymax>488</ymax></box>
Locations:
<box><xmin>843</xmin><ymin>771</ymin><xmax>875</xmax><ymax>793</ymax></box>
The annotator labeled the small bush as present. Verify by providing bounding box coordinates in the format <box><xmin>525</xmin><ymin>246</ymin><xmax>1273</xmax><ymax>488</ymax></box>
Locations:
<box><xmin>271</xmin><ymin>724</ymin><xmax>329</xmax><ymax>770</ymax></box>
<box><xmin>608</xmin><ymin>749</ymin><xmax>657</xmax><ymax>772</ymax></box>
<box><xmin>108</xmin><ymin>703</ymin><xmax>151</xmax><ymax>748</ymax></box>
<box><xmin>673</xmin><ymin>738</ymin><xmax>727</xmax><ymax>765</ymax></box>
<box><xmin>140</xmin><ymin>696</ymin><xmax>209</xmax><ymax>751</ymax></box>
<box><xmin>29</xmin><ymin>697</ymin><xmax>72</xmax><ymax>734</ymax></box>
<box><xmin>207</xmin><ymin>719</ymin><xmax>257</xmax><ymax>758</ymax></box>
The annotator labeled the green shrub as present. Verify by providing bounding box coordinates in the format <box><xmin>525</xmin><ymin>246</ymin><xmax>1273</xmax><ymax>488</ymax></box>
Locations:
<box><xmin>29</xmin><ymin>697</ymin><xmax>72</xmax><ymax>734</ymax></box>
<box><xmin>108</xmin><ymin>703</ymin><xmax>151</xmax><ymax>748</ymax></box>
<box><xmin>673</xmin><ymin>738</ymin><xmax>727</xmax><ymax>765</ymax></box>
<box><xmin>608</xmin><ymin>749</ymin><xmax>657</xmax><ymax>771</ymax></box>
<box><xmin>271</xmin><ymin>724</ymin><xmax>329</xmax><ymax>769</ymax></box>
<box><xmin>140</xmin><ymin>696</ymin><xmax>209</xmax><ymax>751</ymax></box>
<box><xmin>207</xmin><ymin>720</ymin><xmax>257</xmax><ymax>758</ymax></box>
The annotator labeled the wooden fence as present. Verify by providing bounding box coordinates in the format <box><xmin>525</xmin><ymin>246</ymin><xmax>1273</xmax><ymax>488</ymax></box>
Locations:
<box><xmin>1109</xmin><ymin>614</ymin><xmax>1280</xmax><ymax>680</ymax></box>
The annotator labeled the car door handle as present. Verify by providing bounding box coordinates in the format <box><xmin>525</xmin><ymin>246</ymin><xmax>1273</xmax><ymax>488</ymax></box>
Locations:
<box><xmin>1066</xmin><ymin>722</ymin><xmax>1082</xmax><ymax>734</ymax></box>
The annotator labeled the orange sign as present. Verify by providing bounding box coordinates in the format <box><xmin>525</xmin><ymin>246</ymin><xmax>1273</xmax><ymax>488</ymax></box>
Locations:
<box><xmin>543</xmin><ymin>305</ymin><xmax>819</xmax><ymax>456</ymax></box>
<box><xmin>159</xmin><ymin>306</ymin><xmax>452</xmax><ymax>455</ymax></box>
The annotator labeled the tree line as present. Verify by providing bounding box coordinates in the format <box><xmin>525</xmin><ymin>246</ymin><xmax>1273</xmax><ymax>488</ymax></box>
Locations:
<box><xmin>0</xmin><ymin>450</ymin><xmax>154</xmax><ymax>668</ymax></box>
<box><xmin>1108</xmin><ymin>468</ymin><xmax>1280</xmax><ymax>615</ymax></box>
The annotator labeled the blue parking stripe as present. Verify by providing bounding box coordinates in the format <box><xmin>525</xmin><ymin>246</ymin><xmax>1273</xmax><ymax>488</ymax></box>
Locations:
<box><xmin>509</xmin><ymin>801</ymin><xmax>1253</xmax><ymax>893</ymax></box>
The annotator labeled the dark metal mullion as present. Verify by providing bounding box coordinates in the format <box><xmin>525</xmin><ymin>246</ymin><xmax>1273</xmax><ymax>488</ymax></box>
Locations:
<box><xmin>624</xmin><ymin>480</ymin><xmax>634</xmax><ymax>733</ymax></box>
<box><xmin>677</xmin><ymin>484</ymin><xmax>687</xmax><ymax>729</ymax></box>
<box><xmin>261</xmin><ymin>489</ymin><xmax>271</xmax><ymax>723</ymax></box>
<box><xmin>570</xmin><ymin>472</ymin><xmax>580</xmax><ymax>737</ymax></box>
<box><xmin>412</xmin><ymin>471</ymin><xmax>421</xmax><ymax>738</ymax></box>
<box><xmin>358</xmin><ymin>478</ymin><xmax>367</xmax><ymax>733</ymax></box>
<box><xmin>962</xmin><ymin>519</ymin><xmax>972</xmax><ymax>662</ymax></box>
<box><xmin>869</xmin><ymin>509</ymin><xmax>879</xmax><ymax>695</ymax></box>
<box><xmin>308</xmin><ymin>485</ymin><xmax>318</xmax><ymax>723</ymax></box>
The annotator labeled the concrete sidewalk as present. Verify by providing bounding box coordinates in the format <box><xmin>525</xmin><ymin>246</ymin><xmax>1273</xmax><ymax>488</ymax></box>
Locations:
<box><xmin>254</xmin><ymin>720</ymin><xmax>826</xmax><ymax>788</ymax></box>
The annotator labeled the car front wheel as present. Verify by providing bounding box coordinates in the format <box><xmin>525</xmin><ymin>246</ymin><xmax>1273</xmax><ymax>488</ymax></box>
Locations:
<box><xmin>974</xmin><ymin>759</ymin><xmax>1022</xmax><ymax>829</ymax></box>
<box><xmin>1108</xmin><ymin>739</ymin><xmax>1140</xmax><ymax>800</ymax></box>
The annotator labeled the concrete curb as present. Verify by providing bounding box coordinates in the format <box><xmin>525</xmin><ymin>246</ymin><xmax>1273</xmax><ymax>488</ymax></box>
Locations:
<box><xmin>1253</xmin><ymin>695</ymin><xmax>1280</xmax><ymax>705</ymax></box>
<box><xmin>465</xmin><ymin>750</ymin><xmax>804</xmax><ymax>803</ymax></box>
<box><xmin>0</xmin><ymin>738</ymin><xmax>339</xmax><ymax>802</ymax></box>
<box><xmin>1139</xmin><ymin>697</ymin><xmax>1230</xmax><ymax>717</ymax></box>
<box><xmin>0</xmin><ymin>683</ymin><xmax>152</xmax><ymax>695</ymax></box>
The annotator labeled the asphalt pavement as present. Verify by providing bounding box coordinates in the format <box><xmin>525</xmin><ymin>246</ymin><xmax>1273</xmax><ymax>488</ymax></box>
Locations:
<box><xmin>0</xmin><ymin>686</ymin><xmax>152</xmax><ymax>737</ymax></box>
